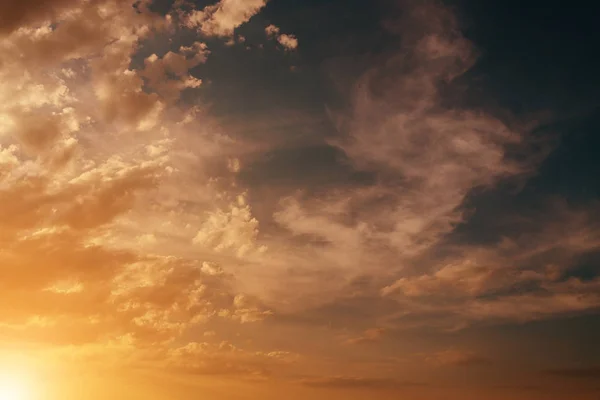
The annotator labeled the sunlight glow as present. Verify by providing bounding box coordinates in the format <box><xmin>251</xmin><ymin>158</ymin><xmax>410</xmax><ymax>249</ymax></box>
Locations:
<box><xmin>0</xmin><ymin>373</ymin><xmax>32</xmax><ymax>400</ymax></box>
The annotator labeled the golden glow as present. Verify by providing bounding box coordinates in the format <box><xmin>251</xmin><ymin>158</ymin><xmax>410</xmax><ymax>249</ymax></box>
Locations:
<box><xmin>0</xmin><ymin>373</ymin><xmax>32</xmax><ymax>400</ymax></box>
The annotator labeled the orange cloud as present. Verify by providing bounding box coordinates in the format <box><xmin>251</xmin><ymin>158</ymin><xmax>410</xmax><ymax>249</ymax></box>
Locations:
<box><xmin>184</xmin><ymin>0</ymin><xmax>268</xmax><ymax>37</ymax></box>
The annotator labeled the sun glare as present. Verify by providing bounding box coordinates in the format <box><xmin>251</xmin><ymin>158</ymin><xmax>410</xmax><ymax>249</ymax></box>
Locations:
<box><xmin>0</xmin><ymin>373</ymin><xmax>32</xmax><ymax>400</ymax></box>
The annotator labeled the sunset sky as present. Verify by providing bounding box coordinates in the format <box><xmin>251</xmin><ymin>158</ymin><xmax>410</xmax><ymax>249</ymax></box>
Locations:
<box><xmin>0</xmin><ymin>0</ymin><xmax>599</xmax><ymax>399</ymax></box>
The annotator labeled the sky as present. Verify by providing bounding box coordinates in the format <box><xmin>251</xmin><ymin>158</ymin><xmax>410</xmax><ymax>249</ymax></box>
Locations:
<box><xmin>0</xmin><ymin>0</ymin><xmax>599</xmax><ymax>399</ymax></box>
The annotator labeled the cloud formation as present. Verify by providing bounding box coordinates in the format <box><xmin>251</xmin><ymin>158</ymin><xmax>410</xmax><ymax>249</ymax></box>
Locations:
<box><xmin>253</xmin><ymin>1</ymin><xmax>544</xmax><ymax>315</ymax></box>
<box><xmin>0</xmin><ymin>0</ymin><xmax>599</xmax><ymax>397</ymax></box>
<box><xmin>0</xmin><ymin>0</ymin><xmax>279</xmax><ymax>379</ymax></box>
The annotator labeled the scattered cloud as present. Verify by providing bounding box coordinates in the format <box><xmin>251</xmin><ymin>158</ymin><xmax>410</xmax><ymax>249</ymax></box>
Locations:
<box><xmin>277</xmin><ymin>34</ymin><xmax>299</xmax><ymax>51</ymax></box>
<box><xmin>265</xmin><ymin>24</ymin><xmax>298</xmax><ymax>51</ymax></box>
<box><xmin>265</xmin><ymin>24</ymin><xmax>280</xmax><ymax>37</ymax></box>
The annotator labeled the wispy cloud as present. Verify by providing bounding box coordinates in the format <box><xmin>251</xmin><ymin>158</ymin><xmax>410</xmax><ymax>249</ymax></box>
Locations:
<box><xmin>381</xmin><ymin>200</ymin><xmax>600</xmax><ymax>328</ymax></box>
<box><xmin>248</xmin><ymin>1</ymin><xmax>549</xmax><ymax>315</ymax></box>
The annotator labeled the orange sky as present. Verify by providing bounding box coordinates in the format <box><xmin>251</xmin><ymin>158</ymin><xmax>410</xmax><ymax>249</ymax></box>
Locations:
<box><xmin>0</xmin><ymin>0</ymin><xmax>599</xmax><ymax>399</ymax></box>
